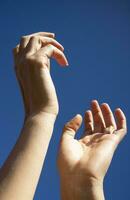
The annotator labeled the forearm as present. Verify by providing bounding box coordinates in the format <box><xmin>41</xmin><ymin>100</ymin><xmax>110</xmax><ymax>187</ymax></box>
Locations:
<box><xmin>60</xmin><ymin>178</ymin><xmax>105</xmax><ymax>200</ymax></box>
<box><xmin>0</xmin><ymin>112</ymin><xmax>56</xmax><ymax>200</ymax></box>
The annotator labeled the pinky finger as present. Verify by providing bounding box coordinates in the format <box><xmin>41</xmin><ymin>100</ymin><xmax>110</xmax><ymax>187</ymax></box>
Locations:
<box><xmin>115</xmin><ymin>108</ymin><xmax>127</xmax><ymax>130</ymax></box>
<box><xmin>115</xmin><ymin>108</ymin><xmax>127</xmax><ymax>139</ymax></box>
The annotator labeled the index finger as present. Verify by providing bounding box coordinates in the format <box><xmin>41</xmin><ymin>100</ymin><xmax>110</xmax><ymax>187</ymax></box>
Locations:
<box><xmin>27</xmin><ymin>32</ymin><xmax>55</xmax><ymax>38</ymax></box>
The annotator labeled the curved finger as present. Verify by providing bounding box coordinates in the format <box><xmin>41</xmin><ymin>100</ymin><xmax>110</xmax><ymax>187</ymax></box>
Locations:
<box><xmin>36</xmin><ymin>44</ymin><xmax>68</xmax><ymax>66</ymax></box>
<box><xmin>37</xmin><ymin>32</ymin><xmax>55</xmax><ymax>38</ymax></box>
<box><xmin>42</xmin><ymin>37</ymin><xmax>64</xmax><ymax>51</ymax></box>
<box><xmin>91</xmin><ymin>100</ymin><xmax>105</xmax><ymax>133</ymax></box>
<box><xmin>25</xmin><ymin>36</ymin><xmax>64</xmax><ymax>56</ymax></box>
<box><xmin>114</xmin><ymin>108</ymin><xmax>127</xmax><ymax>142</ymax></box>
<box><xmin>19</xmin><ymin>32</ymin><xmax>55</xmax><ymax>52</ymax></box>
<box><xmin>23</xmin><ymin>32</ymin><xmax>55</xmax><ymax>38</ymax></box>
<box><xmin>101</xmin><ymin>103</ymin><xmax>117</xmax><ymax>129</ymax></box>
<box><xmin>84</xmin><ymin>110</ymin><xmax>94</xmax><ymax>135</ymax></box>
<box><xmin>115</xmin><ymin>108</ymin><xmax>127</xmax><ymax>131</ymax></box>
<box><xmin>24</xmin><ymin>36</ymin><xmax>40</xmax><ymax>56</ymax></box>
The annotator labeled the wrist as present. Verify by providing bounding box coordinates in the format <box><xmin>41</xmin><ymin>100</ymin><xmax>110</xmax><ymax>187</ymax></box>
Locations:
<box><xmin>24</xmin><ymin>110</ymin><xmax>57</xmax><ymax>123</ymax></box>
<box><xmin>24</xmin><ymin>105</ymin><xmax>59</xmax><ymax>121</ymax></box>
<box><xmin>60</xmin><ymin>176</ymin><xmax>105</xmax><ymax>200</ymax></box>
<box><xmin>23</xmin><ymin>111</ymin><xmax>57</xmax><ymax>134</ymax></box>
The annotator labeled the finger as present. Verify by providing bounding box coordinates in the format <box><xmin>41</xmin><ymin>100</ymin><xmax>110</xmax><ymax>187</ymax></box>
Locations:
<box><xmin>24</xmin><ymin>36</ymin><xmax>40</xmax><ymax>56</ymax></box>
<box><xmin>62</xmin><ymin>114</ymin><xmax>82</xmax><ymax>139</ymax></box>
<box><xmin>91</xmin><ymin>100</ymin><xmax>105</xmax><ymax>133</ymax></box>
<box><xmin>19</xmin><ymin>36</ymin><xmax>28</xmax><ymax>52</ymax></box>
<box><xmin>115</xmin><ymin>108</ymin><xmax>127</xmax><ymax>131</ymax></box>
<box><xmin>114</xmin><ymin>108</ymin><xmax>127</xmax><ymax>142</ymax></box>
<box><xmin>37</xmin><ymin>32</ymin><xmax>55</xmax><ymax>38</ymax></box>
<box><xmin>13</xmin><ymin>44</ymin><xmax>20</xmax><ymax>59</ymax></box>
<box><xmin>35</xmin><ymin>44</ymin><xmax>69</xmax><ymax>66</ymax></box>
<box><xmin>25</xmin><ymin>36</ymin><xmax>64</xmax><ymax>56</ymax></box>
<box><xmin>19</xmin><ymin>32</ymin><xmax>55</xmax><ymax>52</ymax></box>
<box><xmin>42</xmin><ymin>37</ymin><xmax>64</xmax><ymax>51</ymax></box>
<box><xmin>84</xmin><ymin>110</ymin><xmax>94</xmax><ymax>135</ymax></box>
<box><xmin>101</xmin><ymin>103</ymin><xmax>117</xmax><ymax>129</ymax></box>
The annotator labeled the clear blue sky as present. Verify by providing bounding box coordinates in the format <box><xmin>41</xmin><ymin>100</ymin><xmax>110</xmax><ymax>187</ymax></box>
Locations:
<box><xmin>0</xmin><ymin>0</ymin><xmax>129</xmax><ymax>199</ymax></box>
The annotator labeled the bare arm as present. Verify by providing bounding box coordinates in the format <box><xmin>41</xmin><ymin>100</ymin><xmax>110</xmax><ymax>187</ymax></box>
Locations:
<box><xmin>0</xmin><ymin>112</ymin><xmax>56</xmax><ymax>200</ymax></box>
<box><xmin>0</xmin><ymin>32</ymin><xmax>68</xmax><ymax>200</ymax></box>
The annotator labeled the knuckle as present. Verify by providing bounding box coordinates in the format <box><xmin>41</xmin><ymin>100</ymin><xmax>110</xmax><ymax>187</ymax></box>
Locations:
<box><xmin>30</xmin><ymin>35</ymin><xmax>37</xmax><ymax>40</ymax></box>
<box><xmin>38</xmin><ymin>32</ymin><xmax>43</xmax><ymax>34</ymax></box>
<box><xmin>22</xmin><ymin>35</ymin><xmax>26</xmax><ymax>39</ymax></box>
<box><xmin>20</xmin><ymin>36</ymin><xmax>26</xmax><ymax>41</ymax></box>
<box><xmin>94</xmin><ymin>110</ymin><xmax>101</xmax><ymax>116</ymax></box>
<box><xmin>48</xmin><ymin>37</ymin><xmax>53</xmax><ymax>42</ymax></box>
<box><xmin>47</xmin><ymin>43</ymin><xmax>53</xmax><ymax>48</ymax></box>
<box><xmin>45</xmin><ymin>44</ymin><xmax>54</xmax><ymax>51</ymax></box>
<box><xmin>24</xmin><ymin>54</ymin><xmax>33</xmax><ymax>62</ymax></box>
<box><xmin>12</xmin><ymin>45</ymin><xmax>19</xmax><ymax>55</ymax></box>
<box><xmin>63</xmin><ymin>124</ymin><xmax>69</xmax><ymax>131</ymax></box>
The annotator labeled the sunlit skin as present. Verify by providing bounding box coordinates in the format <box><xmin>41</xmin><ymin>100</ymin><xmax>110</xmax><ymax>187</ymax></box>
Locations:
<box><xmin>0</xmin><ymin>31</ymin><xmax>127</xmax><ymax>200</ymax></box>
<box><xmin>14</xmin><ymin>32</ymin><xmax>68</xmax><ymax>118</ymax></box>
<box><xmin>0</xmin><ymin>32</ymin><xmax>68</xmax><ymax>200</ymax></box>
<box><xmin>58</xmin><ymin>100</ymin><xmax>127</xmax><ymax>200</ymax></box>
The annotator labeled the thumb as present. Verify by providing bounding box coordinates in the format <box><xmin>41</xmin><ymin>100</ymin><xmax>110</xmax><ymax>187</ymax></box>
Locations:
<box><xmin>62</xmin><ymin>114</ymin><xmax>83</xmax><ymax>138</ymax></box>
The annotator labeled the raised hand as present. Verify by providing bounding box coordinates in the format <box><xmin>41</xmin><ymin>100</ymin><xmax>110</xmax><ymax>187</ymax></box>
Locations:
<box><xmin>0</xmin><ymin>32</ymin><xmax>68</xmax><ymax>200</ymax></box>
<box><xmin>57</xmin><ymin>100</ymin><xmax>127</xmax><ymax>200</ymax></box>
<box><xmin>13</xmin><ymin>32</ymin><xmax>68</xmax><ymax>118</ymax></box>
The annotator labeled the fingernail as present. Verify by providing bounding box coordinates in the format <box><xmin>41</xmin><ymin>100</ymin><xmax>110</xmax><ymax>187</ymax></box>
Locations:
<box><xmin>116</xmin><ymin>108</ymin><xmax>121</xmax><ymax>112</ymax></box>
<box><xmin>66</xmin><ymin>61</ymin><xmax>69</xmax><ymax>66</ymax></box>
<box><xmin>91</xmin><ymin>100</ymin><xmax>98</xmax><ymax>104</ymax></box>
<box><xmin>52</xmin><ymin>33</ymin><xmax>55</xmax><ymax>37</ymax></box>
<box><xmin>76</xmin><ymin>114</ymin><xmax>81</xmax><ymax>117</ymax></box>
<box><xmin>61</xmin><ymin>46</ymin><xmax>64</xmax><ymax>51</ymax></box>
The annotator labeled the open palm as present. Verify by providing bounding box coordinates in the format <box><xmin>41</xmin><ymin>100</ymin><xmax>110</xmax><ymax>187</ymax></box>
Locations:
<box><xmin>58</xmin><ymin>100</ymin><xmax>127</xmax><ymax>182</ymax></box>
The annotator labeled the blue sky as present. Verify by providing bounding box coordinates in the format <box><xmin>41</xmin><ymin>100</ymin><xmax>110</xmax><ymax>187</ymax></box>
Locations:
<box><xmin>0</xmin><ymin>0</ymin><xmax>129</xmax><ymax>199</ymax></box>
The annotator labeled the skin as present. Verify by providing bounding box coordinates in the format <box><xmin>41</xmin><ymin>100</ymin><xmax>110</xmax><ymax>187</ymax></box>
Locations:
<box><xmin>57</xmin><ymin>100</ymin><xmax>127</xmax><ymax>200</ymax></box>
<box><xmin>0</xmin><ymin>32</ymin><xmax>127</xmax><ymax>200</ymax></box>
<box><xmin>0</xmin><ymin>32</ymin><xmax>68</xmax><ymax>200</ymax></box>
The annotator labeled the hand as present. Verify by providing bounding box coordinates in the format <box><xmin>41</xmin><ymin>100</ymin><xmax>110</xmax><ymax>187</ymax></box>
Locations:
<box><xmin>57</xmin><ymin>100</ymin><xmax>127</xmax><ymax>197</ymax></box>
<box><xmin>13</xmin><ymin>32</ymin><xmax>68</xmax><ymax>118</ymax></box>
